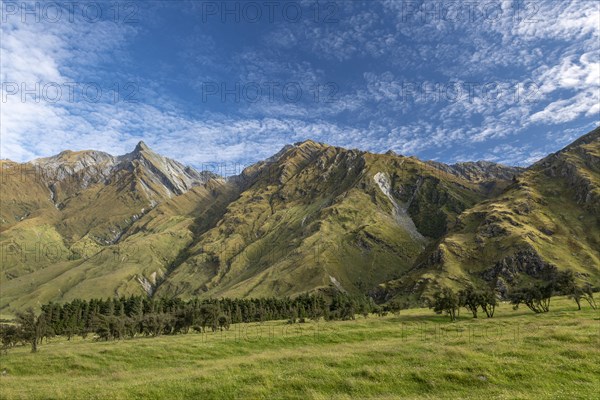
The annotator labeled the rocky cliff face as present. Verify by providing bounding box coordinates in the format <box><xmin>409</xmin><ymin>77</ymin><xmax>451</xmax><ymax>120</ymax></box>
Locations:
<box><xmin>31</xmin><ymin>150</ymin><xmax>116</xmax><ymax>184</ymax></box>
<box><xmin>116</xmin><ymin>141</ymin><xmax>214</xmax><ymax>199</ymax></box>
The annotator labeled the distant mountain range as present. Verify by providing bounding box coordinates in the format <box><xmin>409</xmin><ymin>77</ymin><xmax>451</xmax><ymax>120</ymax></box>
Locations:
<box><xmin>1</xmin><ymin>127</ymin><xmax>598</xmax><ymax>310</ymax></box>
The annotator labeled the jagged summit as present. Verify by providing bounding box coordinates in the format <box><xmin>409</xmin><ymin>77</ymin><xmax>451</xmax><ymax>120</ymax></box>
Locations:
<box><xmin>116</xmin><ymin>142</ymin><xmax>215</xmax><ymax>199</ymax></box>
<box><xmin>134</xmin><ymin>140</ymin><xmax>150</xmax><ymax>152</ymax></box>
<box><xmin>123</xmin><ymin>141</ymin><xmax>157</xmax><ymax>161</ymax></box>
<box><xmin>294</xmin><ymin>139</ymin><xmax>322</xmax><ymax>147</ymax></box>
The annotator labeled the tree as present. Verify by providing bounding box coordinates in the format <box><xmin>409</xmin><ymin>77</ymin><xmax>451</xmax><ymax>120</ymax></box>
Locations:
<box><xmin>581</xmin><ymin>284</ymin><xmax>597</xmax><ymax>310</ymax></box>
<box><xmin>429</xmin><ymin>287</ymin><xmax>459</xmax><ymax>321</ymax></box>
<box><xmin>0</xmin><ymin>324</ymin><xmax>22</xmax><ymax>353</ymax></box>
<box><xmin>287</xmin><ymin>307</ymin><xmax>298</xmax><ymax>324</ymax></box>
<box><xmin>338</xmin><ymin>297</ymin><xmax>356</xmax><ymax>321</ymax></box>
<box><xmin>357</xmin><ymin>301</ymin><xmax>370</xmax><ymax>318</ymax></box>
<box><xmin>15</xmin><ymin>309</ymin><xmax>46</xmax><ymax>353</ymax></box>
<box><xmin>198</xmin><ymin>304</ymin><xmax>219</xmax><ymax>332</ymax></box>
<box><xmin>309</xmin><ymin>294</ymin><xmax>326</xmax><ymax>321</ymax></box>
<box><xmin>91</xmin><ymin>315</ymin><xmax>112</xmax><ymax>340</ymax></box>
<box><xmin>458</xmin><ymin>286</ymin><xmax>497</xmax><ymax>318</ymax></box>
<box><xmin>217</xmin><ymin>314</ymin><xmax>230</xmax><ymax>331</ymax></box>
<box><xmin>297</xmin><ymin>304</ymin><xmax>307</xmax><ymax>322</ymax></box>
<box><xmin>508</xmin><ymin>282</ymin><xmax>552</xmax><ymax>313</ymax></box>
<box><xmin>480</xmin><ymin>288</ymin><xmax>497</xmax><ymax>318</ymax></box>
<box><xmin>556</xmin><ymin>270</ymin><xmax>581</xmax><ymax>309</ymax></box>
<box><xmin>22</xmin><ymin>293</ymin><xmax>393</xmax><ymax>343</ymax></box>
<box><xmin>458</xmin><ymin>286</ymin><xmax>481</xmax><ymax>318</ymax></box>
<box><xmin>556</xmin><ymin>271</ymin><xmax>598</xmax><ymax>311</ymax></box>
<box><xmin>139</xmin><ymin>313</ymin><xmax>170</xmax><ymax>337</ymax></box>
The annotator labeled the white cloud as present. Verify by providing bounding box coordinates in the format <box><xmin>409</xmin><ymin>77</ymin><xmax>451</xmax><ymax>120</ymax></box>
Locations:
<box><xmin>0</xmin><ymin>12</ymin><xmax>137</xmax><ymax>161</ymax></box>
<box><xmin>1</xmin><ymin>0</ymin><xmax>598</xmax><ymax>168</ymax></box>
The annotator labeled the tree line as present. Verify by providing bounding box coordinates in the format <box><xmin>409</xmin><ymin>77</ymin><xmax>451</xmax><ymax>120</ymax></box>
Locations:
<box><xmin>3</xmin><ymin>271</ymin><xmax>595</xmax><ymax>352</ymax></box>
<box><xmin>1</xmin><ymin>293</ymin><xmax>387</xmax><ymax>353</ymax></box>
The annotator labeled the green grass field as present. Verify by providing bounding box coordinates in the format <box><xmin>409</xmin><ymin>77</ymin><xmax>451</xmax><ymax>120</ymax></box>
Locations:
<box><xmin>1</xmin><ymin>297</ymin><xmax>598</xmax><ymax>399</ymax></box>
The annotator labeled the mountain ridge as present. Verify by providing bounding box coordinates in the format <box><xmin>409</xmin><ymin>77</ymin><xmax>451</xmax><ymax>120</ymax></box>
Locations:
<box><xmin>374</xmin><ymin>127</ymin><xmax>600</xmax><ymax>303</ymax></box>
<box><xmin>1</xmin><ymin>129</ymin><xmax>598</xmax><ymax>310</ymax></box>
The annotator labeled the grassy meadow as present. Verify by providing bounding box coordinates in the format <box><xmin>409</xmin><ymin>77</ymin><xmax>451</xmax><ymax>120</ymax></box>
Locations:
<box><xmin>0</xmin><ymin>296</ymin><xmax>598</xmax><ymax>399</ymax></box>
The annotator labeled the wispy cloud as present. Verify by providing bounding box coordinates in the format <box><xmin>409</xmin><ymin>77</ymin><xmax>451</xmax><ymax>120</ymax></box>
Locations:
<box><xmin>1</xmin><ymin>0</ymin><xmax>598</xmax><ymax>168</ymax></box>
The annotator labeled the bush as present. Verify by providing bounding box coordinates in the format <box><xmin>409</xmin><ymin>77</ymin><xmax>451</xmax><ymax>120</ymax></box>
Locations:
<box><xmin>0</xmin><ymin>324</ymin><xmax>23</xmax><ymax>353</ymax></box>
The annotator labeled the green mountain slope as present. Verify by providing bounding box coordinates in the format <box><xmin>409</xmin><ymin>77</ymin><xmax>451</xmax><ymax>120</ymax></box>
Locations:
<box><xmin>0</xmin><ymin>143</ymin><xmax>219</xmax><ymax>310</ymax></box>
<box><xmin>154</xmin><ymin>140</ymin><xmax>510</xmax><ymax>300</ymax></box>
<box><xmin>3</xmin><ymin>130</ymin><xmax>595</xmax><ymax>312</ymax></box>
<box><xmin>375</xmin><ymin>127</ymin><xmax>600</xmax><ymax>303</ymax></box>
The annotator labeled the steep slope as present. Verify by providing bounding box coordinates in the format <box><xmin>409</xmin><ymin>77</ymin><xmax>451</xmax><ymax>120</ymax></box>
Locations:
<box><xmin>376</xmin><ymin>127</ymin><xmax>600</xmax><ymax>303</ymax></box>
<box><xmin>155</xmin><ymin>141</ymin><xmax>499</xmax><ymax>300</ymax></box>
<box><xmin>0</xmin><ymin>143</ymin><xmax>219</xmax><ymax>310</ymax></box>
<box><xmin>0</xmin><ymin>181</ymin><xmax>235</xmax><ymax>310</ymax></box>
<box><xmin>1</xmin><ymin>138</ymin><xmax>535</xmax><ymax>311</ymax></box>
<box><xmin>1</xmin><ymin>160</ymin><xmax>58</xmax><ymax>229</ymax></box>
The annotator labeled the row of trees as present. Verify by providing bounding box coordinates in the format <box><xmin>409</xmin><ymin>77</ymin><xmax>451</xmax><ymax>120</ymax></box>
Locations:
<box><xmin>1</xmin><ymin>293</ymin><xmax>378</xmax><ymax>352</ymax></box>
<box><xmin>428</xmin><ymin>286</ymin><xmax>497</xmax><ymax>321</ymax></box>
<box><xmin>4</xmin><ymin>272</ymin><xmax>595</xmax><ymax>350</ymax></box>
<box><xmin>507</xmin><ymin>270</ymin><xmax>596</xmax><ymax>313</ymax></box>
<box><xmin>429</xmin><ymin>271</ymin><xmax>597</xmax><ymax>321</ymax></box>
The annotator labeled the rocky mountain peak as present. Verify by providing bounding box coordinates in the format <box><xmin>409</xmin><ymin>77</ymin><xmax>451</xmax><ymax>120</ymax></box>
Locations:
<box><xmin>294</xmin><ymin>139</ymin><xmax>320</xmax><ymax>147</ymax></box>
<box><xmin>115</xmin><ymin>142</ymin><xmax>215</xmax><ymax>199</ymax></box>
<box><xmin>30</xmin><ymin>150</ymin><xmax>116</xmax><ymax>184</ymax></box>
<box><xmin>134</xmin><ymin>140</ymin><xmax>150</xmax><ymax>153</ymax></box>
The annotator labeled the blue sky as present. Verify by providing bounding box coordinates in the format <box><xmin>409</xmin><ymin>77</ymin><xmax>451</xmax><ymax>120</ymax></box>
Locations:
<box><xmin>1</xmin><ymin>0</ymin><xmax>598</xmax><ymax>168</ymax></box>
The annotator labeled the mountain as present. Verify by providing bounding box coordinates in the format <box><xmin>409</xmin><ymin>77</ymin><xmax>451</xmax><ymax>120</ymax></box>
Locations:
<box><xmin>1</xmin><ymin>130</ymin><xmax>598</xmax><ymax>311</ymax></box>
<box><xmin>1</xmin><ymin>141</ymin><xmax>213</xmax><ymax>236</ymax></box>
<box><xmin>426</xmin><ymin>160</ymin><xmax>524</xmax><ymax>197</ymax></box>
<box><xmin>374</xmin><ymin>127</ymin><xmax>600</xmax><ymax>302</ymax></box>
<box><xmin>0</xmin><ymin>142</ymin><xmax>218</xmax><ymax>308</ymax></box>
<box><xmin>154</xmin><ymin>139</ymin><xmax>496</xmax><ymax>299</ymax></box>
